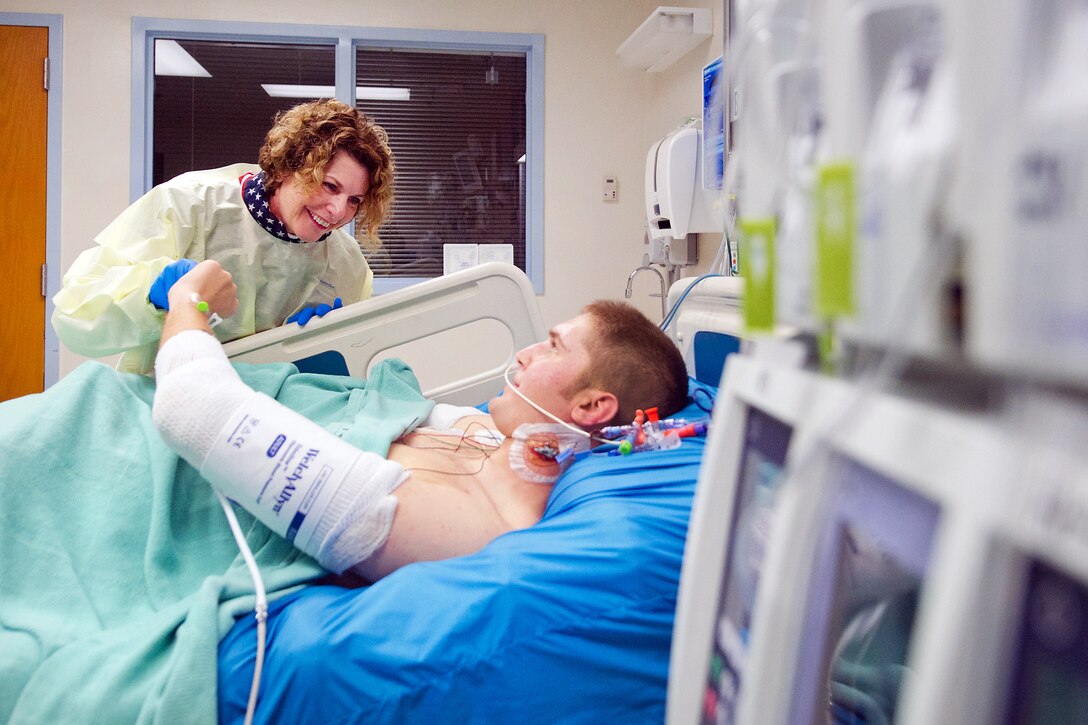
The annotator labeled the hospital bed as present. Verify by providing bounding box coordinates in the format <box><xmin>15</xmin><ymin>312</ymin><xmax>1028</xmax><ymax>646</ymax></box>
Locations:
<box><xmin>224</xmin><ymin>261</ymin><xmax>548</xmax><ymax>406</ymax></box>
<box><xmin>211</xmin><ymin>263</ymin><xmax>730</xmax><ymax>724</ymax></box>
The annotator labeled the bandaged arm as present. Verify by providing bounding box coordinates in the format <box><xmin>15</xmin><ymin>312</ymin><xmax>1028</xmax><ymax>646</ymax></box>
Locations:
<box><xmin>152</xmin><ymin>327</ymin><xmax>407</xmax><ymax>574</ymax></box>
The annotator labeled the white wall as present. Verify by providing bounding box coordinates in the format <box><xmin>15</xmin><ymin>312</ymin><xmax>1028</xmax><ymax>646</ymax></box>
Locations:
<box><xmin>1</xmin><ymin>0</ymin><xmax>722</xmax><ymax>376</ymax></box>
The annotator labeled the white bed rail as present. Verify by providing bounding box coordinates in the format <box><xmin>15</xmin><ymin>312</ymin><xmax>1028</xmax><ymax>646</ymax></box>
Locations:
<box><xmin>223</xmin><ymin>262</ymin><xmax>545</xmax><ymax>406</ymax></box>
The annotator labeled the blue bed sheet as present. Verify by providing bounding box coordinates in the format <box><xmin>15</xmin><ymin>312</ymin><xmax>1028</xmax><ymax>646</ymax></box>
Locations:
<box><xmin>218</xmin><ymin>381</ymin><xmax>716</xmax><ymax>724</ymax></box>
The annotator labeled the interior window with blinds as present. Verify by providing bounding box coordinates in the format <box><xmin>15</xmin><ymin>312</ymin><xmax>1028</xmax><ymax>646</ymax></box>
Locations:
<box><xmin>151</xmin><ymin>37</ymin><xmax>528</xmax><ymax>283</ymax></box>
<box><xmin>152</xmin><ymin>40</ymin><xmax>336</xmax><ymax>185</ymax></box>
<box><xmin>356</xmin><ymin>48</ymin><xmax>527</xmax><ymax>278</ymax></box>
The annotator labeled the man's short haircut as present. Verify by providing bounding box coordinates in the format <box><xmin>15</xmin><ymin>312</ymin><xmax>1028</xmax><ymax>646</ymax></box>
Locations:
<box><xmin>576</xmin><ymin>300</ymin><xmax>689</xmax><ymax>426</ymax></box>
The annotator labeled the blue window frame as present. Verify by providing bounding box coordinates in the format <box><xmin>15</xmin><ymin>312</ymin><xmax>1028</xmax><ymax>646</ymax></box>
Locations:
<box><xmin>132</xmin><ymin>18</ymin><xmax>544</xmax><ymax>293</ymax></box>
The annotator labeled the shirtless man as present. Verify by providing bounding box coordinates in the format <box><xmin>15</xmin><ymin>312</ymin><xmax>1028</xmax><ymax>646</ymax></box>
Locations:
<box><xmin>152</xmin><ymin>260</ymin><xmax>689</xmax><ymax>581</ymax></box>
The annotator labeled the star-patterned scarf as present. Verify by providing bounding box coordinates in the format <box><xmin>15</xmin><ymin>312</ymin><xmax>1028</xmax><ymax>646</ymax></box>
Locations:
<box><xmin>240</xmin><ymin>171</ymin><xmax>332</xmax><ymax>243</ymax></box>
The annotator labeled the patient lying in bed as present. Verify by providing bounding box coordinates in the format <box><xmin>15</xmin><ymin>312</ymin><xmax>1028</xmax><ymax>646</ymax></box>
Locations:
<box><xmin>0</xmin><ymin>260</ymin><xmax>700</xmax><ymax>725</ymax></box>
<box><xmin>153</xmin><ymin>260</ymin><xmax>690</xmax><ymax>581</ymax></box>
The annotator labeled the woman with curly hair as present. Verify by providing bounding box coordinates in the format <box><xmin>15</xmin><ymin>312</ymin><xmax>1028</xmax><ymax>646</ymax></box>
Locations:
<box><xmin>52</xmin><ymin>99</ymin><xmax>395</xmax><ymax>374</ymax></box>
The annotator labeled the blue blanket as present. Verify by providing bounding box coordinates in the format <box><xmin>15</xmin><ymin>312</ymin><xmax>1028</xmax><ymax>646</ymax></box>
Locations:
<box><xmin>218</xmin><ymin>381</ymin><xmax>717</xmax><ymax>724</ymax></box>
<box><xmin>0</xmin><ymin>360</ymin><xmax>432</xmax><ymax>724</ymax></box>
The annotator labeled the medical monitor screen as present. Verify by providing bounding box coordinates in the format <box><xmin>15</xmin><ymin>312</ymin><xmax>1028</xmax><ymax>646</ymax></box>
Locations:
<box><xmin>790</xmin><ymin>455</ymin><xmax>940</xmax><ymax>725</ymax></box>
<box><xmin>1003</xmin><ymin>558</ymin><xmax>1088</xmax><ymax>724</ymax></box>
<box><xmin>702</xmin><ymin>405</ymin><xmax>793</xmax><ymax>724</ymax></box>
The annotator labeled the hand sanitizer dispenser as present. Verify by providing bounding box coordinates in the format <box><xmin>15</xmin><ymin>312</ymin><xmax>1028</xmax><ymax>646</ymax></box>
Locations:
<box><xmin>645</xmin><ymin>126</ymin><xmax>723</xmax><ymax>244</ymax></box>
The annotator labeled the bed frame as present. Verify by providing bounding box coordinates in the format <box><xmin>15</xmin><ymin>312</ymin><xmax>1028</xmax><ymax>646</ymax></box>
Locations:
<box><xmin>223</xmin><ymin>262</ymin><xmax>546</xmax><ymax>406</ymax></box>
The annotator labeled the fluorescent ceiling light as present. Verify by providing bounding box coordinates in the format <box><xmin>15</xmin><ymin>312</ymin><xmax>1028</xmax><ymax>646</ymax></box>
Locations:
<box><xmin>261</xmin><ymin>84</ymin><xmax>411</xmax><ymax>101</ymax></box>
<box><xmin>155</xmin><ymin>40</ymin><xmax>211</xmax><ymax>78</ymax></box>
<box><xmin>358</xmin><ymin>86</ymin><xmax>411</xmax><ymax>101</ymax></box>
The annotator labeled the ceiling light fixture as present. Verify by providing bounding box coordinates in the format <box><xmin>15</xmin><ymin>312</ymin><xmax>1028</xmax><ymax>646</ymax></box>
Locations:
<box><xmin>154</xmin><ymin>39</ymin><xmax>212</xmax><ymax>78</ymax></box>
<box><xmin>261</xmin><ymin>84</ymin><xmax>411</xmax><ymax>101</ymax></box>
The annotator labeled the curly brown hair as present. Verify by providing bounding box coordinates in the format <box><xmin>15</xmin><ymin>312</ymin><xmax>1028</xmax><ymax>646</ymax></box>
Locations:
<box><xmin>573</xmin><ymin>300</ymin><xmax>690</xmax><ymax>426</ymax></box>
<box><xmin>258</xmin><ymin>99</ymin><xmax>394</xmax><ymax>249</ymax></box>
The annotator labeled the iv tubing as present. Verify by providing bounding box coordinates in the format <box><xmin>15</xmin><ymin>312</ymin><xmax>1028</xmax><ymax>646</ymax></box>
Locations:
<box><xmin>215</xmin><ymin>491</ymin><xmax>268</xmax><ymax>725</ymax></box>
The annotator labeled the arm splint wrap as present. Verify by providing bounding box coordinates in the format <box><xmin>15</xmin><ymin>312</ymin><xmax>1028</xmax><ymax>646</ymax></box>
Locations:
<box><xmin>153</xmin><ymin>330</ymin><xmax>407</xmax><ymax>573</ymax></box>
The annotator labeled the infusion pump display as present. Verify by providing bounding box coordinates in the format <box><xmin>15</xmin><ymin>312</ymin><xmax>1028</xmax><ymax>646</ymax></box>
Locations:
<box><xmin>701</xmin><ymin>406</ymin><xmax>793</xmax><ymax>724</ymax></box>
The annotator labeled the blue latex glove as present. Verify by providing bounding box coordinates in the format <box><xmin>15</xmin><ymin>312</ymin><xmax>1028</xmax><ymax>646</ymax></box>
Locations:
<box><xmin>148</xmin><ymin>258</ymin><xmax>198</xmax><ymax>310</ymax></box>
<box><xmin>286</xmin><ymin>297</ymin><xmax>342</xmax><ymax>326</ymax></box>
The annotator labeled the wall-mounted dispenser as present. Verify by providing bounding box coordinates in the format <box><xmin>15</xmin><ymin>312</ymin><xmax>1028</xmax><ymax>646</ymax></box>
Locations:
<box><xmin>645</xmin><ymin>126</ymin><xmax>723</xmax><ymax>246</ymax></box>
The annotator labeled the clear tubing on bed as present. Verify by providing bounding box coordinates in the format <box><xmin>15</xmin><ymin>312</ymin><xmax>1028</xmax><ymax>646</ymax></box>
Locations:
<box><xmin>200</xmin><ymin>391</ymin><xmax>366</xmax><ymax>556</ymax></box>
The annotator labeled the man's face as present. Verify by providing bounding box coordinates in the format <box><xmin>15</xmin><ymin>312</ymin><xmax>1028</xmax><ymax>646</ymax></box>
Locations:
<box><xmin>489</xmin><ymin>313</ymin><xmax>597</xmax><ymax>436</ymax></box>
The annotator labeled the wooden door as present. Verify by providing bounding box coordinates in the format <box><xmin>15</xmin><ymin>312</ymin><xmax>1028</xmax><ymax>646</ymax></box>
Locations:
<box><xmin>0</xmin><ymin>25</ymin><xmax>49</xmax><ymax>402</ymax></box>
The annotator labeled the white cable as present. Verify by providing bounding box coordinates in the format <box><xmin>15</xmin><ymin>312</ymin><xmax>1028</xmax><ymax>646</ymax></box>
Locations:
<box><xmin>710</xmin><ymin>227</ymin><xmax>729</xmax><ymax>275</ymax></box>
<box><xmin>215</xmin><ymin>491</ymin><xmax>268</xmax><ymax>725</ymax></box>
<box><xmin>503</xmin><ymin>364</ymin><xmax>591</xmax><ymax>439</ymax></box>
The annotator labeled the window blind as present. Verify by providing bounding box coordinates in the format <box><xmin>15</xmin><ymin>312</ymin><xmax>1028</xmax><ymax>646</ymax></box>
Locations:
<box><xmin>357</xmin><ymin>48</ymin><xmax>527</xmax><ymax>277</ymax></box>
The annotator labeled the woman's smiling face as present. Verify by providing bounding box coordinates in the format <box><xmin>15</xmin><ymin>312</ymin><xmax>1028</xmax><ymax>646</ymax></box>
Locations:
<box><xmin>270</xmin><ymin>152</ymin><xmax>371</xmax><ymax>243</ymax></box>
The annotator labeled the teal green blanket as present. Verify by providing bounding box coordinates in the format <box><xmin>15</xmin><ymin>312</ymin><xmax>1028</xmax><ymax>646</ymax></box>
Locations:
<box><xmin>0</xmin><ymin>360</ymin><xmax>433</xmax><ymax>724</ymax></box>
